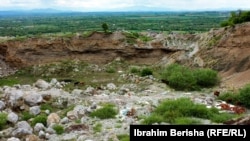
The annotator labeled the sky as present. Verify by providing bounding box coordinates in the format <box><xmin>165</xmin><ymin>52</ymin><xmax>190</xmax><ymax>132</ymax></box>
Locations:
<box><xmin>1</xmin><ymin>0</ymin><xmax>250</xmax><ymax>11</ymax></box>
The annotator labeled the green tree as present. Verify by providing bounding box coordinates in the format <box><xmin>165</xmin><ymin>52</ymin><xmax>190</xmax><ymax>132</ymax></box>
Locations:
<box><xmin>221</xmin><ymin>10</ymin><xmax>250</xmax><ymax>27</ymax></box>
<box><xmin>102</xmin><ymin>23</ymin><xmax>109</xmax><ymax>33</ymax></box>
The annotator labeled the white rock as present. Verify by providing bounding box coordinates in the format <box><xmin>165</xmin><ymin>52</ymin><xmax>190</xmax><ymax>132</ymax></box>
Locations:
<box><xmin>38</xmin><ymin>130</ymin><xmax>46</xmax><ymax>139</ymax></box>
<box><xmin>72</xmin><ymin>89</ymin><xmax>83</xmax><ymax>95</ymax></box>
<box><xmin>7</xmin><ymin>137</ymin><xmax>20</xmax><ymax>141</ymax></box>
<box><xmin>47</xmin><ymin>113</ymin><xmax>61</xmax><ymax>127</ymax></box>
<box><xmin>12</xmin><ymin>121</ymin><xmax>33</xmax><ymax>137</ymax></box>
<box><xmin>7</xmin><ymin>112</ymin><xmax>18</xmax><ymax>124</ymax></box>
<box><xmin>6</xmin><ymin>89</ymin><xmax>24</xmax><ymax>108</ymax></box>
<box><xmin>0</xmin><ymin>100</ymin><xmax>5</xmax><ymax>110</ymax></box>
<box><xmin>34</xmin><ymin>123</ymin><xmax>45</xmax><ymax>133</ymax></box>
<box><xmin>29</xmin><ymin>106</ymin><xmax>41</xmax><ymax>115</ymax></box>
<box><xmin>34</xmin><ymin>79</ymin><xmax>50</xmax><ymax>90</ymax></box>
<box><xmin>23</xmin><ymin>91</ymin><xmax>43</xmax><ymax>106</ymax></box>
<box><xmin>107</xmin><ymin>83</ymin><xmax>116</xmax><ymax>90</ymax></box>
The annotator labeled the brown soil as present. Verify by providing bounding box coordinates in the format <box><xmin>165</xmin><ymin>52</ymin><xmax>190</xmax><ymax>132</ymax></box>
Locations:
<box><xmin>0</xmin><ymin>23</ymin><xmax>250</xmax><ymax>89</ymax></box>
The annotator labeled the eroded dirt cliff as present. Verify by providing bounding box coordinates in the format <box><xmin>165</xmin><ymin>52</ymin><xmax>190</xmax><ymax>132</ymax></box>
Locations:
<box><xmin>0</xmin><ymin>22</ymin><xmax>250</xmax><ymax>88</ymax></box>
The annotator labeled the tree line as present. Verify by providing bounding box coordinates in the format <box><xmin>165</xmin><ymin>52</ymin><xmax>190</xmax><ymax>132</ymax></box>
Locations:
<box><xmin>221</xmin><ymin>10</ymin><xmax>250</xmax><ymax>27</ymax></box>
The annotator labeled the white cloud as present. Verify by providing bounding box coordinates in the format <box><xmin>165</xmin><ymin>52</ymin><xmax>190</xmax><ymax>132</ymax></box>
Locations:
<box><xmin>0</xmin><ymin>0</ymin><xmax>250</xmax><ymax>11</ymax></box>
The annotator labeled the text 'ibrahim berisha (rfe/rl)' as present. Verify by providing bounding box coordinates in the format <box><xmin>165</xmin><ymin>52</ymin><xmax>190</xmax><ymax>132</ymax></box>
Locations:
<box><xmin>130</xmin><ymin>125</ymin><xmax>250</xmax><ymax>141</ymax></box>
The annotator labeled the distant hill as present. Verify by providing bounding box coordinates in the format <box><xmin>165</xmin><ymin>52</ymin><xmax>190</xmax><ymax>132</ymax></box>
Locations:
<box><xmin>0</xmin><ymin>9</ymin><xmax>69</xmax><ymax>16</ymax></box>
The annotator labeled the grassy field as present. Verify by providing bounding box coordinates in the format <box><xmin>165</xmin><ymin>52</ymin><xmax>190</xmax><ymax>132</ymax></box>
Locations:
<box><xmin>0</xmin><ymin>11</ymin><xmax>229</xmax><ymax>36</ymax></box>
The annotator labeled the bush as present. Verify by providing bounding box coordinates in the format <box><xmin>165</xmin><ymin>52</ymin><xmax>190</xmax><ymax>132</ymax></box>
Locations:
<box><xmin>31</xmin><ymin>114</ymin><xmax>47</xmax><ymax>126</ymax></box>
<box><xmin>21</xmin><ymin>111</ymin><xmax>35</xmax><ymax>121</ymax></box>
<box><xmin>238</xmin><ymin>84</ymin><xmax>250</xmax><ymax>108</ymax></box>
<box><xmin>174</xmin><ymin>117</ymin><xmax>202</xmax><ymax>125</ymax></box>
<box><xmin>160</xmin><ymin>63</ymin><xmax>219</xmax><ymax>91</ymax></box>
<box><xmin>90</xmin><ymin>104</ymin><xmax>118</xmax><ymax>119</ymax></box>
<box><xmin>221</xmin><ymin>10</ymin><xmax>250</xmax><ymax>27</ymax></box>
<box><xmin>0</xmin><ymin>113</ymin><xmax>7</xmax><ymax>129</ymax></box>
<box><xmin>218</xmin><ymin>84</ymin><xmax>250</xmax><ymax>108</ymax></box>
<box><xmin>53</xmin><ymin>124</ymin><xmax>64</xmax><ymax>135</ymax></box>
<box><xmin>40</xmin><ymin>103</ymin><xmax>53</xmax><ymax>112</ymax></box>
<box><xmin>130</xmin><ymin>67</ymin><xmax>140</xmax><ymax>74</ymax></box>
<box><xmin>142</xmin><ymin>98</ymin><xmax>237</xmax><ymax>125</ymax></box>
<box><xmin>140</xmin><ymin>68</ymin><xmax>153</xmax><ymax>77</ymax></box>
<box><xmin>218</xmin><ymin>92</ymin><xmax>240</xmax><ymax>104</ymax></box>
<box><xmin>194</xmin><ymin>68</ymin><xmax>219</xmax><ymax>87</ymax></box>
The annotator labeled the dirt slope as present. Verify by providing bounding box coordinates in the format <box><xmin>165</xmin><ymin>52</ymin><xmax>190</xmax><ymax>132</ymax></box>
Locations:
<box><xmin>196</xmin><ymin>22</ymin><xmax>250</xmax><ymax>89</ymax></box>
<box><xmin>0</xmin><ymin>23</ymin><xmax>250</xmax><ymax>89</ymax></box>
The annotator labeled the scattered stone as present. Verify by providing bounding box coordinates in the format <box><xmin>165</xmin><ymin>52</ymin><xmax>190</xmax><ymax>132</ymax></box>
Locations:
<box><xmin>29</xmin><ymin>106</ymin><xmax>41</xmax><ymax>115</ymax></box>
<box><xmin>0</xmin><ymin>100</ymin><xmax>6</xmax><ymax>110</ymax></box>
<box><xmin>34</xmin><ymin>79</ymin><xmax>50</xmax><ymax>90</ymax></box>
<box><xmin>25</xmin><ymin>134</ymin><xmax>39</xmax><ymax>141</ymax></box>
<box><xmin>47</xmin><ymin>113</ymin><xmax>61</xmax><ymax>127</ymax></box>
<box><xmin>34</xmin><ymin>123</ymin><xmax>46</xmax><ymax>133</ymax></box>
<box><xmin>12</xmin><ymin>121</ymin><xmax>33</xmax><ymax>137</ymax></box>
<box><xmin>23</xmin><ymin>91</ymin><xmax>43</xmax><ymax>106</ymax></box>
<box><xmin>7</xmin><ymin>137</ymin><xmax>20</xmax><ymax>141</ymax></box>
<box><xmin>7</xmin><ymin>112</ymin><xmax>19</xmax><ymax>124</ymax></box>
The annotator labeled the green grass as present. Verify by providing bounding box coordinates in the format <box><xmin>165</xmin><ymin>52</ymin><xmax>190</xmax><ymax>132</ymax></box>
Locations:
<box><xmin>20</xmin><ymin>111</ymin><xmax>35</xmax><ymax>121</ymax></box>
<box><xmin>117</xmin><ymin>134</ymin><xmax>130</xmax><ymax>141</ymax></box>
<box><xmin>0</xmin><ymin>113</ymin><xmax>8</xmax><ymax>130</ymax></box>
<box><xmin>142</xmin><ymin>98</ymin><xmax>238</xmax><ymax>125</ymax></box>
<box><xmin>160</xmin><ymin>63</ymin><xmax>219</xmax><ymax>91</ymax></box>
<box><xmin>31</xmin><ymin>114</ymin><xmax>47</xmax><ymax>127</ymax></box>
<box><xmin>90</xmin><ymin>103</ymin><xmax>118</xmax><ymax>119</ymax></box>
<box><xmin>53</xmin><ymin>124</ymin><xmax>65</xmax><ymax>135</ymax></box>
<box><xmin>93</xmin><ymin>123</ymin><xmax>102</xmax><ymax>133</ymax></box>
<box><xmin>218</xmin><ymin>83</ymin><xmax>250</xmax><ymax>108</ymax></box>
<box><xmin>40</xmin><ymin>103</ymin><xmax>53</xmax><ymax>112</ymax></box>
<box><xmin>0</xmin><ymin>78</ymin><xmax>19</xmax><ymax>87</ymax></box>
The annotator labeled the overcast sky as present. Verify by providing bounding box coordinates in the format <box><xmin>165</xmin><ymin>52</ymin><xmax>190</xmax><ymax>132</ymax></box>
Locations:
<box><xmin>1</xmin><ymin>0</ymin><xmax>250</xmax><ymax>11</ymax></box>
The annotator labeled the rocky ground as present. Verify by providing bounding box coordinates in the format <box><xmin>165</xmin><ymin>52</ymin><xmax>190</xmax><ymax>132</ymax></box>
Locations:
<box><xmin>0</xmin><ymin>72</ymin><xmax>249</xmax><ymax>141</ymax></box>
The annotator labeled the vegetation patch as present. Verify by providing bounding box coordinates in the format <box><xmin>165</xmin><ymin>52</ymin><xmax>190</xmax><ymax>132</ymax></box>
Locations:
<box><xmin>31</xmin><ymin>114</ymin><xmax>47</xmax><ymax>127</ymax></box>
<box><xmin>218</xmin><ymin>84</ymin><xmax>250</xmax><ymax>108</ymax></box>
<box><xmin>117</xmin><ymin>134</ymin><xmax>130</xmax><ymax>141</ymax></box>
<box><xmin>53</xmin><ymin>124</ymin><xmax>65</xmax><ymax>135</ymax></box>
<box><xmin>0</xmin><ymin>113</ymin><xmax>8</xmax><ymax>130</ymax></box>
<box><xmin>0</xmin><ymin>78</ymin><xmax>19</xmax><ymax>87</ymax></box>
<box><xmin>93</xmin><ymin>123</ymin><xmax>102</xmax><ymax>133</ymax></box>
<box><xmin>20</xmin><ymin>111</ymin><xmax>35</xmax><ymax>121</ymax></box>
<box><xmin>90</xmin><ymin>103</ymin><xmax>118</xmax><ymax>119</ymax></box>
<box><xmin>221</xmin><ymin>10</ymin><xmax>250</xmax><ymax>27</ymax></box>
<box><xmin>160</xmin><ymin>63</ymin><xmax>219</xmax><ymax>91</ymax></box>
<box><xmin>142</xmin><ymin>98</ymin><xmax>237</xmax><ymax>125</ymax></box>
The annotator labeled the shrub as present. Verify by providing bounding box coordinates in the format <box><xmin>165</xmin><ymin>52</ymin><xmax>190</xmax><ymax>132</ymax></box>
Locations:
<box><xmin>31</xmin><ymin>114</ymin><xmax>47</xmax><ymax>126</ymax></box>
<box><xmin>90</xmin><ymin>104</ymin><xmax>117</xmax><ymax>119</ymax></box>
<box><xmin>53</xmin><ymin>124</ymin><xmax>64</xmax><ymax>135</ymax></box>
<box><xmin>193</xmin><ymin>68</ymin><xmax>219</xmax><ymax>87</ymax></box>
<box><xmin>0</xmin><ymin>113</ymin><xmax>7</xmax><ymax>129</ymax></box>
<box><xmin>160</xmin><ymin>63</ymin><xmax>219</xmax><ymax>91</ymax></box>
<box><xmin>130</xmin><ymin>67</ymin><xmax>140</xmax><ymax>74</ymax></box>
<box><xmin>238</xmin><ymin>84</ymin><xmax>250</xmax><ymax>108</ymax></box>
<box><xmin>20</xmin><ymin>111</ymin><xmax>35</xmax><ymax>121</ymax></box>
<box><xmin>174</xmin><ymin>117</ymin><xmax>202</xmax><ymax>125</ymax></box>
<box><xmin>140</xmin><ymin>68</ymin><xmax>153</xmax><ymax>77</ymax></box>
<box><xmin>218</xmin><ymin>84</ymin><xmax>250</xmax><ymax>108</ymax></box>
<box><xmin>218</xmin><ymin>92</ymin><xmax>240</xmax><ymax>104</ymax></box>
<box><xmin>142</xmin><ymin>98</ymin><xmax>237</xmax><ymax>125</ymax></box>
<box><xmin>40</xmin><ymin>103</ymin><xmax>53</xmax><ymax>112</ymax></box>
<box><xmin>106</xmin><ymin>67</ymin><xmax>116</xmax><ymax>73</ymax></box>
